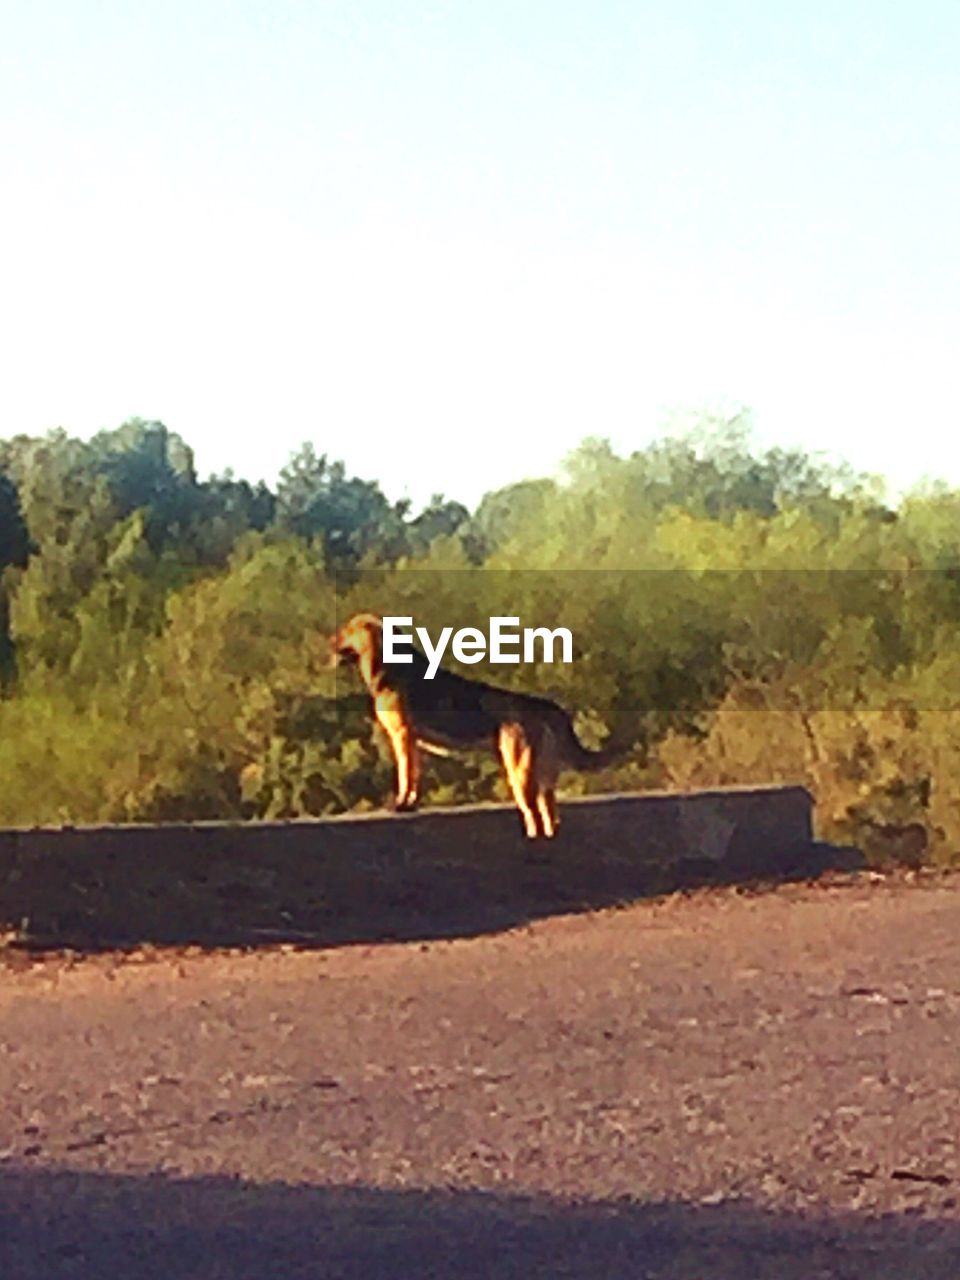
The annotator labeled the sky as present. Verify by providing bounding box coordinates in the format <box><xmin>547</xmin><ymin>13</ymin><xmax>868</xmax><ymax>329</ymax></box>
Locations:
<box><xmin>2</xmin><ymin>0</ymin><xmax>959</xmax><ymax>509</ymax></box>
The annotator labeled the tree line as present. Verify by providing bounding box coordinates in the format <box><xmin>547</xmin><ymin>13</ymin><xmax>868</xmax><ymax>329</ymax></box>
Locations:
<box><xmin>1</xmin><ymin>413</ymin><xmax>959</xmax><ymax>866</ymax></box>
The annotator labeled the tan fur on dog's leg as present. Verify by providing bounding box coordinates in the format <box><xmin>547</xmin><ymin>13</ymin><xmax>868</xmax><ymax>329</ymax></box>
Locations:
<box><xmin>534</xmin><ymin>729</ymin><xmax>560</xmax><ymax>838</ymax></box>
<box><xmin>499</xmin><ymin>723</ymin><xmax>541</xmax><ymax>838</ymax></box>
<box><xmin>536</xmin><ymin>787</ymin><xmax>558</xmax><ymax>839</ymax></box>
<box><xmin>380</xmin><ymin>717</ymin><xmax>420</xmax><ymax>810</ymax></box>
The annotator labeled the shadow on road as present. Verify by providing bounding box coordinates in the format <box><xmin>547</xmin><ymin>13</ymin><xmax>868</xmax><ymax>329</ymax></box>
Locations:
<box><xmin>1</xmin><ymin>793</ymin><xmax>861</xmax><ymax>956</ymax></box>
<box><xmin>1</xmin><ymin>822</ymin><xmax>859</xmax><ymax>959</ymax></box>
<box><xmin>0</xmin><ymin>1165</ymin><xmax>955</xmax><ymax>1279</ymax></box>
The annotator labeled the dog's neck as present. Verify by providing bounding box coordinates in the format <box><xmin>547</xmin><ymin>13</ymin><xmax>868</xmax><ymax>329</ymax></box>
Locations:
<box><xmin>354</xmin><ymin>628</ymin><xmax>384</xmax><ymax>690</ymax></box>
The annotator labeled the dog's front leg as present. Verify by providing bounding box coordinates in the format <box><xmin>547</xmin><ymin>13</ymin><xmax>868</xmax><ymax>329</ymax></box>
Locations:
<box><xmin>379</xmin><ymin>716</ymin><xmax>420</xmax><ymax>810</ymax></box>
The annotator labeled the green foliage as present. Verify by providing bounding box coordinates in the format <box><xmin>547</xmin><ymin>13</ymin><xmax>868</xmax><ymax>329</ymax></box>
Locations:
<box><xmin>276</xmin><ymin>443</ymin><xmax>409</xmax><ymax>571</ymax></box>
<box><xmin>0</xmin><ymin>411</ymin><xmax>959</xmax><ymax>868</ymax></box>
<box><xmin>0</xmin><ymin>471</ymin><xmax>31</xmax><ymax>570</ymax></box>
<box><xmin>0</xmin><ymin>471</ymin><xmax>31</xmax><ymax>677</ymax></box>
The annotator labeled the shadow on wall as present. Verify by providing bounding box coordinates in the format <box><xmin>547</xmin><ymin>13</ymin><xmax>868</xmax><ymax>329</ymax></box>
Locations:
<box><xmin>1</xmin><ymin>1166</ymin><xmax>957</xmax><ymax>1280</ymax></box>
<box><xmin>0</xmin><ymin>790</ymin><xmax>861</xmax><ymax>955</ymax></box>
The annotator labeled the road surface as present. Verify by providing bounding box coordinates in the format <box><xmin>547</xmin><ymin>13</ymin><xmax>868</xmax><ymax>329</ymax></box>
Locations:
<box><xmin>2</xmin><ymin>871</ymin><xmax>960</xmax><ymax>1277</ymax></box>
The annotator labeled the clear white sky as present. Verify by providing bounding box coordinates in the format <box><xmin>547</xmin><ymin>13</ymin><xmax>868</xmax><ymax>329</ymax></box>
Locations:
<box><xmin>2</xmin><ymin>1</ymin><xmax>959</xmax><ymax>508</ymax></box>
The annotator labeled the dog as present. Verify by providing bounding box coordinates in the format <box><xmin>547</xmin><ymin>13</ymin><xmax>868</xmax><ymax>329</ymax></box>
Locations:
<box><xmin>330</xmin><ymin>613</ymin><xmax>618</xmax><ymax>838</ymax></box>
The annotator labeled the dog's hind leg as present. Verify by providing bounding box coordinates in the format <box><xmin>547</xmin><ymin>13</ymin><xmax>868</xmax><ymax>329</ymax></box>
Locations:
<box><xmin>533</xmin><ymin>727</ymin><xmax>560</xmax><ymax>838</ymax></box>
<box><xmin>536</xmin><ymin>785</ymin><xmax>559</xmax><ymax>839</ymax></box>
<box><xmin>498</xmin><ymin>723</ymin><xmax>541</xmax><ymax>838</ymax></box>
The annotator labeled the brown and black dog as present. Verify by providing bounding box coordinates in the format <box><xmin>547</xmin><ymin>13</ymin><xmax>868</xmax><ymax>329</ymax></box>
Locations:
<box><xmin>330</xmin><ymin>613</ymin><xmax>618</xmax><ymax>838</ymax></box>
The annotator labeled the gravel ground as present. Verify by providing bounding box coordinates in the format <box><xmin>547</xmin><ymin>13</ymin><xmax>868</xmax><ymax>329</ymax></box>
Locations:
<box><xmin>2</xmin><ymin>871</ymin><xmax>960</xmax><ymax>1277</ymax></box>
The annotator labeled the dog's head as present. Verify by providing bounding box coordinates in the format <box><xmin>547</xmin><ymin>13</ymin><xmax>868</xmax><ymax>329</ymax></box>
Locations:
<box><xmin>329</xmin><ymin>613</ymin><xmax>384</xmax><ymax>668</ymax></box>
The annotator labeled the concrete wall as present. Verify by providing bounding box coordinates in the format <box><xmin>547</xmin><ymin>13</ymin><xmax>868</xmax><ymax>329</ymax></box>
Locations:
<box><xmin>0</xmin><ymin>787</ymin><xmax>853</xmax><ymax>952</ymax></box>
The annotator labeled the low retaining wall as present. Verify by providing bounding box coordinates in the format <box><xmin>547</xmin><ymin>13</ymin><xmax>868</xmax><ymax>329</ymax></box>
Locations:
<box><xmin>0</xmin><ymin>787</ymin><xmax>856</xmax><ymax>952</ymax></box>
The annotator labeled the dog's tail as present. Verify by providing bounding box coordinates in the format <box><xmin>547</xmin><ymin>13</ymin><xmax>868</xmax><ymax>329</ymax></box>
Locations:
<box><xmin>548</xmin><ymin>709</ymin><xmax>624</xmax><ymax>771</ymax></box>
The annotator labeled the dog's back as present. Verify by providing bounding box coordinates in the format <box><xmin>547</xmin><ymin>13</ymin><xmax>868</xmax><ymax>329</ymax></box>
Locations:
<box><xmin>385</xmin><ymin>651</ymin><xmax>518</xmax><ymax>749</ymax></box>
<box><xmin>387</xmin><ymin>650</ymin><xmax>611</xmax><ymax>767</ymax></box>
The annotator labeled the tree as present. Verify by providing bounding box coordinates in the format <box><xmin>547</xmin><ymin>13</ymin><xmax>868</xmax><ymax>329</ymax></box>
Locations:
<box><xmin>458</xmin><ymin>478</ymin><xmax>558</xmax><ymax>562</ymax></box>
<box><xmin>406</xmin><ymin>494</ymin><xmax>470</xmax><ymax>556</ymax></box>
<box><xmin>275</xmin><ymin>443</ymin><xmax>408</xmax><ymax>569</ymax></box>
<box><xmin>0</xmin><ymin>470</ymin><xmax>31</xmax><ymax>677</ymax></box>
<box><xmin>0</xmin><ymin>471</ymin><xmax>30</xmax><ymax>570</ymax></box>
<box><xmin>91</xmin><ymin>419</ymin><xmax>198</xmax><ymax>552</ymax></box>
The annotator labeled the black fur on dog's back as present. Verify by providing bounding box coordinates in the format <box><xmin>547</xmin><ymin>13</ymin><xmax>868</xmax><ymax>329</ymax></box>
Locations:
<box><xmin>385</xmin><ymin>647</ymin><xmax>615</xmax><ymax>767</ymax></box>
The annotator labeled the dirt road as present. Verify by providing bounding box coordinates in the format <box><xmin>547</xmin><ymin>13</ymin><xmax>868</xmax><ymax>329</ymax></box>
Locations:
<box><xmin>3</xmin><ymin>873</ymin><xmax>960</xmax><ymax>1277</ymax></box>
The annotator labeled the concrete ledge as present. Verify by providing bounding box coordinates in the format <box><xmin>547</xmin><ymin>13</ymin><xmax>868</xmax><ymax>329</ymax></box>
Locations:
<box><xmin>0</xmin><ymin>787</ymin><xmax>857</xmax><ymax>952</ymax></box>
